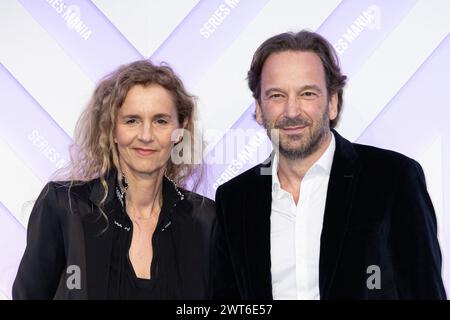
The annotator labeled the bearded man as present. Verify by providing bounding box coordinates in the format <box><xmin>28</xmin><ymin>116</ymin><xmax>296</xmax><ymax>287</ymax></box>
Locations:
<box><xmin>212</xmin><ymin>30</ymin><xmax>446</xmax><ymax>300</ymax></box>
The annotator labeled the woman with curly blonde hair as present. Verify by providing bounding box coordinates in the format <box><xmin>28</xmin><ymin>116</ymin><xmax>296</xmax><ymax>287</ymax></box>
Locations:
<box><xmin>13</xmin><ymin>60</ymin><xmax>215</xmax><ymax>300</ymax></box>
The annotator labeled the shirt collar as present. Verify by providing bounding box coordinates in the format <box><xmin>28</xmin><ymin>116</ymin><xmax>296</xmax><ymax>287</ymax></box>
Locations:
<box><xmin>314</xmin><ymin>132</ymin><xmax>336</xmax><ymax>175</ymax></box>
<box><xmin>272</xmin><ymin>132</ymin><xmax>336</xmax><ymax>193</ymax></box>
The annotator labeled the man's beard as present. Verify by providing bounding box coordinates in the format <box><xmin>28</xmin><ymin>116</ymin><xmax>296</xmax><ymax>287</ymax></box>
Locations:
<box><xmin>261</xmin><ymin>108</ymin><xmax>330</xmax><ymax>160</ymax></box>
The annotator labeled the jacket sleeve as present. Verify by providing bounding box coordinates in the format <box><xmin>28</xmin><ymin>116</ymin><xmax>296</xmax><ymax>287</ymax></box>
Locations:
<box><xmin>390</xmin><ymin>160</ymin><xmax>447</xmax><ymax>299</ymax></box>
<box><xmin>12</xmin><ymin>182</ymin><xmax>66</xmax><ymax>299</ymax></box>
<box><xmin>212</xmin><ymin>185</ymin><xmax>241</xmax><ymax>299</ymax></box>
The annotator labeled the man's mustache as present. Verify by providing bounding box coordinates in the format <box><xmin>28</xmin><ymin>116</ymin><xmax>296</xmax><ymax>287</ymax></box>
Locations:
<box><xmin>274</xmin><ymin>117</ymin><xmax>311</xmax><ymax>129</ymax></box>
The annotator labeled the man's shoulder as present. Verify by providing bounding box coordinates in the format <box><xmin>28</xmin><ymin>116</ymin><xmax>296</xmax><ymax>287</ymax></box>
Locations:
<box><xmin>333</xmin><ymin>130</ymin><xmax>420</xmax><ymax>171</ymax></box>
<box><xmin>216</xmin><ymin>163</ymin><xmax>266</xmax><ymax>195</ymax></box>
<box><xmin>352</xmin><ymin>142</ymin><xmax>419</xmax><ymax>170</ymax></box>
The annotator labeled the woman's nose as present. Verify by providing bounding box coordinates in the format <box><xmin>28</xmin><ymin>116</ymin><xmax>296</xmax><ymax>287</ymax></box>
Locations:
<box><xmin>137</xmin><ymin>122</ymin><xmax>153</xmax><ymax>142</ymax></box>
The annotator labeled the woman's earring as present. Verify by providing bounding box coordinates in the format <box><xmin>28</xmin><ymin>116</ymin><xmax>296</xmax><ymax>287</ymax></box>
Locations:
<box><xmin>122</xmin><ymin>172</ymin><xmax>128</xmax><ymax>190</ymax></box>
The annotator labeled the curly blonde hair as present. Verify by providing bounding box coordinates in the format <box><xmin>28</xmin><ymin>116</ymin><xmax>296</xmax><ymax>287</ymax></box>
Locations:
<box><xmin>56</xmin><ymin>60</ymin><xmax>203</xmax><ymax>209</ymax></box>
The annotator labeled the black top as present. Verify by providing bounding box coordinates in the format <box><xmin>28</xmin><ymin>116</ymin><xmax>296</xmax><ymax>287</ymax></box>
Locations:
<box><xmin>107</xmin><ymin>179</ymin><xmax>182</xmax><ymax>300</ymax></box>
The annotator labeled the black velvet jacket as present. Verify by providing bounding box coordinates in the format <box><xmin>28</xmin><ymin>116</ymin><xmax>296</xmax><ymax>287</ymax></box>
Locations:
<box><xmin>213</xmin><ymin>130</ymin><xmax>447</xmax><ymax>299</ymax></box>
<box><xmin>13</xmin><ymin>170</ymin><xmax>215</xmax><ymax>299</ymax></box>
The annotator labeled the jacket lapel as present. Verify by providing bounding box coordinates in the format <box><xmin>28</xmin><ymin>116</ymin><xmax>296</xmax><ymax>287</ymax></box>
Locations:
<box><xmin>82</xmin><ymin>171</ymin><xmax>117</xmax><ymax>299</ymax></box>
<box><xmin>319</xmin><ymin>130</ymin><xmax>361</xmax><ymax>299</ymax></box>
<box><xmin>244</xmin><ymin>157</ymin><xmax>274</xmax><ymax>299</ymax></box>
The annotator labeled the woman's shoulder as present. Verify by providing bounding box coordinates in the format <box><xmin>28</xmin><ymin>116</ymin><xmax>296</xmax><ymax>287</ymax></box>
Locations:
<box><xmin>36</xmin><ymin>179</ymin><xmax>98</xmax><ymax>212</ymax></box>
<box><xmin>180</xmin><ymin>189</ymin><xmax>215</xmax><ymax>223</ymax></box>
<box><xmin>45</xmin><ymin>179</ymin><xmax>94</xmax><ymax>199</ymax></box>
<box><xmin>181</xmin><ymin>189</ymin><xmax>214</xmax><ymax>209</ymax></box>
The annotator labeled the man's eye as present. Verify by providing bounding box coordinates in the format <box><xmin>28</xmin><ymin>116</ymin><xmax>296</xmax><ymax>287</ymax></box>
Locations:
<box><xmin>269</xmin><ymin>93</ymin><xmax>284</xmax><ymax>99</ymax></box>
<box><xmin>302</xmin><ymin>91</ymin><xmax>317</xmax><ymax>98</ymax></box>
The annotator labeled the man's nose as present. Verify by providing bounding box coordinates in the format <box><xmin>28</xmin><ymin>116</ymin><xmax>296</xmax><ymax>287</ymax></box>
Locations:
<box><xmin>284</xmin><ymin>95</ymin><xmax>302</xmax><ymax>119</ymax></box>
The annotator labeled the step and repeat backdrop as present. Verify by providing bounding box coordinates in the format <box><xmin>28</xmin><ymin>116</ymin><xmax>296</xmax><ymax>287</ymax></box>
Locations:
<box><xmin>0</xmin><ymin>0</ymin><xmax>449</xmax><ymax>299</ymax></box>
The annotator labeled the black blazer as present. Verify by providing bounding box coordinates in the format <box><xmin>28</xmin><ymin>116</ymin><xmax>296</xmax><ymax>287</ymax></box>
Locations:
<box><xmin>13</xmin><ymin>171</ymin><xmax>215</xmax><ymax>299</ymax></box>
<box><xmin>213</xmin><ymin>130</ymin><xmax>447</xmax><ymax>299</ymax></box>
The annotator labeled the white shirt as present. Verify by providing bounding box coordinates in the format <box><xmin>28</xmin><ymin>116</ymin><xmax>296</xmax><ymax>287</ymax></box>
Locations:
<box><xmin>270</xmin><ymin>134</ymin><xmax>336</xmax><ymax>300</ymax></box>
